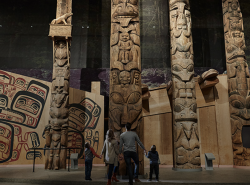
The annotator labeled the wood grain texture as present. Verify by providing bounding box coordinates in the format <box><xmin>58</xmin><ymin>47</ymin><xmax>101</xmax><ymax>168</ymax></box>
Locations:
<box><xmin>195</xmin><ymin>83</ymin><xmax>215</xmax><ymax>108</ymax></box>
<box><xmin>109</xmin><ymin>0</ymin><xmax>143</xmax><ymax>174</ymax></box>
<box><xmin>45</xmin><ymin>0</ymin><xmax>73</xmax><ymax>170</ymax></box>
<box><xmin>198</xmin><ymin>106</ymin><xmax>220</xmax><ymax>166</ymax></box>
<box><xmin>91</xmin><ymin>82</ymin><xmax>101</xmax><ymax>95</ymax></box>
<box><xmin>144</xmin><ymin>113</ymin><xmax>173</xmax><ymax>167</ymax></box>
<box><xmin>214</xmin><ymin>74</ymin><xmax>233</xmax><ymax>166</ymax></box>
<box><xmin>222</xmin><ymin>0</ymin><xmax>250</xmax><ymax>166</ymax></box>
<box><xmin>142</xmin><ymin>88</ymin><xmax>171</xmax><ymax>116</ymax></box>
<box><xmin>169</xmin><ymin>0</ymin><xmax>201</xmax><ymax>169</ymax></box>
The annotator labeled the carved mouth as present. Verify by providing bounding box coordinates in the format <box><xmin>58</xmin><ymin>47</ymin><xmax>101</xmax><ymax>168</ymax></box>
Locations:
<box><xmin>228</xmin><ymin>53</ymin><xmax>246</xmax><ymax>61</ymax></box>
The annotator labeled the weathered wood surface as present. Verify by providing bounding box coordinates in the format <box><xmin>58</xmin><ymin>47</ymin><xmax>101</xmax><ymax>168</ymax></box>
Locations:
<box><xmin>214</xmin><ymin>75</ymin><xmax>233</xmax><ymax>166</ymax></box>
<box><xmin>45</xmin><ymin>0</ymin><xmax>73</xmax><ymax>170</ymax></box>
<box><xmin>142</xmin><ymin>87</ymin><xmax>171</xmax><ymax>116</ymax></box>
<box><xmin>91</xmin><ymin>82</ymin><xmax>101</xmax><ymax>95</ymax></box>
<box><xmin>144</xmin><ymin>113</ymin><xmax>173</xmax><ymax>167</ymax></box>
<box><xmin>198</xmin><ymin>106</ymin><xmax>220</xmax><ymax>166</ymax></box>
<box><xmin>198</xmin><ymin>69</ymin><xmax>219</xmax><ymax>90</ymax></box>
<box><xmin>195</xmin><ymin>82</ymin><xmax>215</xmax><ymax>108</ymax></box>
<box><xmin>169</xmin><ymin>0</ymin><xmax>201</xmax><ymax>170</ymax></box>
<box><xmin>222</xmin><ymin>0</ymin><xmax>250</xmax><ymax>166</ymax></box>
<box><xmin>109</xmin><ymin>0</ymin><xmax>143</xmax><ymax>174</ymax></box>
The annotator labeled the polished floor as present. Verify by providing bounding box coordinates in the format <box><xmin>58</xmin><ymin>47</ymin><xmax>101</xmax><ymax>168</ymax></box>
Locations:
<box><xmin>0</xmin><ymin>166</ymin><xmax>249</xmax><ymax>184</ymax></box>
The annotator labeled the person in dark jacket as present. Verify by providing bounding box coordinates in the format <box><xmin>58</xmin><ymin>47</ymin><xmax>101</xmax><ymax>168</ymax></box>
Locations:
<box><xmin>84</xmin><ymin>142</ymin><xmax>102</xmax><ymax>181</ymax></box>
<box><xmin>144</xmin><ymin>145</ymin><xmax>159</xmax><ymax>182</ymax></box>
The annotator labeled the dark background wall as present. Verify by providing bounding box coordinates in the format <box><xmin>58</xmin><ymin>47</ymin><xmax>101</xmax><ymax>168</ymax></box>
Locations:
<box><xmin>1</xmin><ymin>0</ymin><xmax>250</xmax><ymax>118</ymax></box>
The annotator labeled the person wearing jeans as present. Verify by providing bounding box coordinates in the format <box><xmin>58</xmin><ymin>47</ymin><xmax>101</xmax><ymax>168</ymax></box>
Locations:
<box><xmin>84</xmin><ymin>142</ymin><xmax>101</xmax><ymax>180</ymax></box>
<box><xmin>145</xmin><ymin>145</ymin><xmax>160</xmax><ymax>181</ymax></box>
<box><xmin>100</xmin><ymin>130</ymin><xmax>119</xmax><ymax>185</ymax></box>
<box><xmin>119</xmin><ymin>123</ymin><xmax>147</xmax><ymax>185</ymax></box>
<box><xmin>85</xmin><ymin>159</ymin><xmax>92</xmax><ymax>180</ymax></box>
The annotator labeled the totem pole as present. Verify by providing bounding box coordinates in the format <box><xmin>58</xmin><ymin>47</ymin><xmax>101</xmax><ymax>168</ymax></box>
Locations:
<box><xmin>222</xmin><ymin>0</ymin><xmax>250</xmax><ymax>166</ymax></box>
<box><xmin>44</xmin><ymin>0</ymin><xmax>73</xmax><ymax>170</ymax></box>
<box><xmin>169</xmin><ymin>0</ymin><xmax>201</xmax><ymax>170</ymax></box>
<box><xmin>109</xmin><ymin>0</ymin><xmax>143</xmax><ymax>174</ymax></box>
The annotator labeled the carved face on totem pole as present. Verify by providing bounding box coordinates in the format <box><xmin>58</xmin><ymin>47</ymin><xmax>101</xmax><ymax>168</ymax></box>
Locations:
<box><xmin>110</xmin><ymin>71</ymin><xmax>141</xmax><ymax>130</ymax></box>
<box><xmin>170</xmin><ymin>0</ymin><xmax>192</xmax><ymax>61</ymax></box>
<box><xmin>223</xmin><ymin>0</ymin><xmax>250</xmax><ymax>166</ymax></box>
<box><xmin>169</xmin><ymin>0</ymin><xmax>200</xmax><ymax>169</ymax></box>
<box><xmin>110</xmin><ymin>0</ymin><xmax>141</xmax><ymax>132</ymax></box>
<box><xmin>112</xmin><ymin>0</ymin><xmax>139</xmax><ymax>27</ymax></box>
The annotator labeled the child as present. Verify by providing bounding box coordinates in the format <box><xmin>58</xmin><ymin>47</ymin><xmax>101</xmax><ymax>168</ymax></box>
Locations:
<box><xmin>84</xmin><ymin>142</ymin><xmax>102</xmax><ymax>180</ymax></box>
<box><xmin>144</xmin><ymin>145</ymin><xmax>159</xmax><ymax>182</ymax></box>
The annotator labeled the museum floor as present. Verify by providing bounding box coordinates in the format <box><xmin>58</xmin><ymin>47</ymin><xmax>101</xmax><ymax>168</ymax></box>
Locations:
<box><xmin>0</xmin><ymin>166</ymin><xmax>250</xmax><ymax>185</ymax></box>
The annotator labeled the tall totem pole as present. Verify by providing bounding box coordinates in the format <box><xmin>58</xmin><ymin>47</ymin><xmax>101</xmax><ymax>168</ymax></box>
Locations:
<box><xmin>44</xmin><ymin>0</ymin><xmax>73</xmax><ymax>170</ymax></box>
<box><xmin>169</xmin><ymin>0</ymin><xmax>201</xmax><ymax>170</ymax></box>
<box><xmin>222</xmin><ymin>0</ymin><xmax>250</xmax><ymax>166</ymax></box>
<box><xmin>109</xmin><ymin>0</ymin><xmax>143</xmax><ymax>174</ymax></box>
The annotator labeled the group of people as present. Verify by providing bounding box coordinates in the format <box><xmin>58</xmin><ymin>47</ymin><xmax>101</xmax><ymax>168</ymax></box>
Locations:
<box><xmin>84</xmin><ymin>123</ymin><xmax>160</xmax><ymax>185</ymax></box>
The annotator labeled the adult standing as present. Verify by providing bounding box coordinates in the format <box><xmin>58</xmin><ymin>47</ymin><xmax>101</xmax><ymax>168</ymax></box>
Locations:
<box><xmin>101</xmin><ymin>129</ymin><xmax>120</xmax><ymax>185</ymax></box>
<box><xmin>119</xmin><ymin>123</ymin><xmax>147</xmax><ymax>185</ymax></box>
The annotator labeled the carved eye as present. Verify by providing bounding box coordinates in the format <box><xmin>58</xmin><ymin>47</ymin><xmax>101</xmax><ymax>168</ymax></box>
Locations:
<box><xmin>128</xmin><ymin>92</ymin><xmax>141</xmax><ymax>104</ymax></box>
<box><xmin>187</xmin><ymin>64</ymin><xmax>194</xmax><ymax>72</ymax></box>
<box><xmin>172</xmin><ymin>65</ymin><xmax>182</xmax><ymax>72</ymax></box>
<box><xmin>231</xmin><ymin>100</ymin><xmax>244</xmax><ymax>109</ymax></box>
<box><xmin>185</xmin><ymin>12</ymin><xmax>191</xmax><ymax>18</ymax></box>
<box><xmin>174</xmin><ymin>104</ymin><xmax>184</xmax><ymax>113</ymax></box>
<box><xmin>171</xmin><ymin>14</ymin><xmax>177</xmax><ymax>18</ymax></box>
<box><xmin>111</xmin><ymin>93</ymin><xmax>124</xmax><ymax>104</ymax></box>
<box><xmin>189</xmin><ymin>103</ymin><xmax>197</xmax><ymax>113</ymax></box>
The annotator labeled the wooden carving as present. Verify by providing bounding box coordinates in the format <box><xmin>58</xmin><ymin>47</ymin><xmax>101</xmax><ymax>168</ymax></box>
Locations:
<box><xmin>198</xmin><ymin>69</ymin><xmax>219</xmax><ymax>89</ymax></box>
<box><xmin>222</xmin><ymin>0</ymin><xmax>250</xmax><ymax>166</ymax></box>
<box><xmin>109</xmin><ymin>0</ymin><xmax>143</xmax><ymax>174</ymax></box>
<box><xmin>44</xmin><ymin>0</ymin><xmax>72</xmax><ymax>170</ymax></box>
<box><xmin>169</xmin><ymin>0</ymin><xmax>201</xmax><ymax>170</ymax></box>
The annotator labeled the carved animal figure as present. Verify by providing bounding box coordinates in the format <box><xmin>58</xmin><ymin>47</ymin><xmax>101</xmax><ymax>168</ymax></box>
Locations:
<box><xmin>169</xmin><ymin>0</ymin><xmax>201</xmax><ymax>170</ymax></box>
<box><xmin>51</xmin><ymin>13</ymin><xmax>73</xmax><ymax>25</ymax></box>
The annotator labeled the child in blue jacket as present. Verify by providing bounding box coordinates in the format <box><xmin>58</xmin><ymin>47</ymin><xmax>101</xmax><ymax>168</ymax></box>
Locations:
<box><xmin>145</xmin><ymin>145</ymin><xmax>159</xmax><ymax>182</ymax></box>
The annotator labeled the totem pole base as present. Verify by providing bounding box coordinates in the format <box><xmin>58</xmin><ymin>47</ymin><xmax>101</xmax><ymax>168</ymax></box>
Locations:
<box><xmin>172</xmin><ymin>168</ymin><xmax>202</xmax><ymax>172</ymax></box>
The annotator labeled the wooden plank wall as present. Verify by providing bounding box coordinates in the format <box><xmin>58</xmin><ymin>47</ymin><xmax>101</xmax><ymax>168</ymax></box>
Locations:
<box><xmin>143</xmin><ymin>87</ymin><xmax>173</xmax><ymax>167</ymax></box>
<box><xmin>0</xmin><ymin>70</ymin><xmax>104</xmax><ymax>166</ymax></box>
<box><xmin>0</xmin><ymin>70</ymin><xmax>51</xmax><ymax>166</ymax></box>
<box><xmin>69</xmin><ymin>84</ymin><xmax>104</xmax><ymax>165</ymax></box>
<box><xmin>214</xmin><ymin>75</ymin><xmax>233</xmax><ymax>166</ymax></box>
<box><xmin>143</xmin><ymin>74</ymin><xmax>233</xmax><ymax>168</ymax></box>
<box><xmin>196</xmin><ymin>75</ymin><xmax>233</xmax><ymax>167</ymax></box>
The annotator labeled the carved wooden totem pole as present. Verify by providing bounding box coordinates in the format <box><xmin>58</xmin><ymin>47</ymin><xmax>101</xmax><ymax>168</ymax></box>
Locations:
<box><xmin>222</xmin><ymin>0</ymin><xmax>250</xmax><ymax>166</ymax></box>
<box><xmin>169</xmin><ymin>0</ymin><xmax>201</xmax><ymax>170</ymax></box>
<box><xmin>44</xmin><ymin>0</ymin><xmax>73</xmax><ymax>170</ymax></box>
<box><xmin>109</xmin><ymin>0</ymin><xmax>143</xmax><ymax>174</ymax></box>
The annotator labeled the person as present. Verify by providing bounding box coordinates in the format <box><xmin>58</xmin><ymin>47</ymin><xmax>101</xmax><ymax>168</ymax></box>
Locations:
<box><xmin>119</xmin><ymin>123</ymin><xmax>147</xmax><ymax>185</ymax></box>
<box><xmin>84</xmin><ymin>142</ymin><xmax>102</xmax><ymax>181</ymax></box>
<box><xmin>100</xmin><ymin>130</ymin><xmax>120</xmax><ymax>185</ymax></box>
<box><xmin>144</xmin><ymin>145</ymin><xmax>159</xmax><ymax>182</ymax></box>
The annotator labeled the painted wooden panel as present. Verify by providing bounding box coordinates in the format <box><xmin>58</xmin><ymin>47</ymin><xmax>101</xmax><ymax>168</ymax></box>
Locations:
<box><xmin>0</xmin><ymin>70</ymin><xmax>104</xmax><ymax>165</ymax></box>
<box><xmin>68</xmin><ymin>87</ymin><xmax>104</xmax><ymax>165</ymax></box>
<box><xmin>0</xmin><ymin>70</ymin><xmax>50</xmax><ymax>165</ymax></box>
